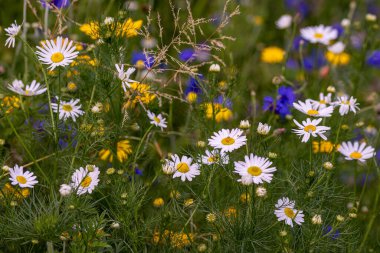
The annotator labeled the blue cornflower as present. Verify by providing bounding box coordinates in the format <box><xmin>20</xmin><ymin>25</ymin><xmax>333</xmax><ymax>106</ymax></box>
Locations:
<box><xmin>40</xmin><ymin>0</ymin><xmax>70</xmax><ymax>8</ymax></box>
<box><xmin>131</xmin><ymin>51</ymin><xmax>155</xmax><ymax>68</ymax></box>
<box><xmin>214</xmin><ymin>95</ymin><xmax>232</xmax><ymax>108</ymax></box>
<box><xmin>284</xmin><ymin>0</ymin><xmax>309</xmax><ymax>18</ymax></box>
<box><xmin>366</xmin><ymin>51</ymin><xmax>380</xmax><ymax>68</ymax></box>
<box><xmin>323</xmin><ymin>225</ymin><xmax>340</xmax><ymax>240</ymax></box>
<box><xmin>179</xmin><ymin>48</ymin><xmax>195</xmax><ymax>62</ymax></box>
<box><xmin>263</xmin><ymin>86</ymin><xmax>295</xmax><ymax>118</ymax></box>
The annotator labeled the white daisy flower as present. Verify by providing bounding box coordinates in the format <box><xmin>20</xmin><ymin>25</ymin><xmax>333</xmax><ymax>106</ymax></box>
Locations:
<box><xmin>115</xmin><ymin>64</ymin><xmax>138</xmax><ymax>92</ymax></box>
<box><xmin>162</xmin><ymin>156</ymin><xmax>176</xmax><ymax>175</ymax></box>
<box><xmin>239</xmin><ymin>120</ymin><xmax>250</xmax><ymax>129</ymax></box>
<box><xmin>257</xmin><ymin>122</ymin><xmax>271</xmax><ymax>135</ymax></box>
<box><xmin>59</xmin><ymin>184</ymin><xmax>72</xmax><ymax>197</ymax></box>
<box><xmin>36</xmin><ymin>36</ymin><xmax>79</xmax><ymax>70</ymax></box>
<box><xmin>71</xmin><ymin>165</ymin><xmax>100</xmax><ymax>195</ymax></box>
<box><xmin>293</xmin><ymin>100</ymin><xmax>334</xmax><ymax>117</ymax></box>
<box><xmin>208</xmin><ymin>128</ymin><xmax>247</xmax><ymax>153</ymax></box>
<box><xmin>274</xmin><ymin>197</ymin><xmax>304</xmax><ymax>227</ymax></box>
<box><xmin>338</xmin><ymin>141</ymin><xmax>375</xmax><ymax>162</ymax></box>
<box><xmin>334</xmin><ymin>96</ymin><xmax>359</xmax><ymax>116</ymax></box>
<box><xmin>5</xmin><ymin>21</ymin><xmax>21</xmax><ymax>48</ymax></box>
<box><xmin>328</xmin><ymin>41</ymin><xmax>345</xmax><ymax>54</ymax></box>
<box><xmin>147</xmin><ymin>110</ymin><xmax>167</xmax><ymax>130</ymax></box>
<box><xmin>171</xmin><ymin>155</ymin><xmax>200</xmax><ymax>182</ymax></box>
<box><xmin>276</xmin><ymin>14</ymin><xmax>292</xmax><ymax>29</ymax></box>
<box><xmin>200</xmin><ymin>149</ymin><xmax>229</xmax><ymax>165</ymax></box>
<box><xmin>292</xmin><ymin>118</ymin><xmax>331</xmax><ymax>142</ymax></box>
<box><xmin>52</xmin><ymin>97</ymin><xmax>84</xmax><ymax>122</ymax></box>
<box><xmin>307</xmin><ymin>93</ymin><xmax>332</xmax><ymax>110</ymax></box>
<box><xmin>8</xmin><ymin>79</ymin><xmax>47</xmax><ymax>96</ymax></box>
<box><xmin>9</xmin><ymin>164</ymin><xmax>38</xmax><ymax>188</ymax></box>
<box><xmin>234</xmin><ymin>154</ymin><xmax>276</xmax><ymax>184</ymax></box>
<box><xmin>300</xmin><ymin>25</ymin><xmax>338</xmax><ymax>45</ymax></box>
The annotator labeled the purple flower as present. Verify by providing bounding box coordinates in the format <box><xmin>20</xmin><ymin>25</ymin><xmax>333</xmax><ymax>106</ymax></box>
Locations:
<box><xmin>40</xmin><ymin>0</ymin><xmax>70</xmax><ymax>9</ymax></box>
<box><xmin>284</xmin><ymin>0</ymin><xmax>309</xmax><ymax>18</ymax></box>
<box><xmin>323</xmin><ymin>226</ymin><xmax>340</xmax><ymax>240</ymax></box>
<box><xmin>367</xmin><ymin>50</ymin><xmax>380</xmax><ymax>68</ymax></box>
<box><xmin>131</xmin><ymin>51</ymin><xmax>155</xmax><ymax>68</ymax></box>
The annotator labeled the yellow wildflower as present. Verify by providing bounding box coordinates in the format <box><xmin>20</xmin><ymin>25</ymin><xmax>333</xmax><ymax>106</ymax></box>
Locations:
<box><xmin>1</xmin><ymin>96</ymin><xmax>20</xmax><ymax>114</ymax></box>
<box><xmin>80</xmin><ymin>19</ymin><xmax>143</xmax><ymax>40</ymax></box>
<box><xmin>124</xmin><ymin>83</ymin><xmax>156</xmax><ymax>109</ymax></box>
<box><xmin>204</xmin><ymin>103</ymin><xmax>233</xmax><ymax>123</ymax></box>
<box><xmin>99</xmin><ymin>140</ymin><xmax>132</xmax><ymax>163</ymax></box>
<box><xmin>261</xmin><ymin>46</ymin><xmax>285</xmax><ymax>63</ymax></box>
<box><xmin>153</xmin><ymin>197</ymin><xmax>165</xmax><ymax>208</ymax></box>
<box><xmin>325</xmin><ymin>51</ymin><xmax>350</xmax><ymax>65</ymax></box>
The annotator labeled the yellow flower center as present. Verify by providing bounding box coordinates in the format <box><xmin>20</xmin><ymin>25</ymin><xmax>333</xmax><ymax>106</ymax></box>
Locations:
<box><xmin>304</xmin><ymin>124</ymin><xmax>317</xmax><ymax>132</ymax></box>
<box><xmin>284</xmin><ymin>207</ymin><xmax>295</xmax><ymax>218</ymax></box>
<box><xmin>207</xmin><ymin>156</ymin><xmax>218</xmax><ymax>163</ymax></box>
<box><xmin>154</xmin><ymin>116</ymin><xmax>161</xmax><ymax>124</ymax></box>
<box><xmin>176</xmin><ymin>162</ymin><xmax>190</xmax><ymax>173</ymax></box>
<box><xmin>25</xmin><ymin>90</ymin><xmax>32</xmax><ymax>95</ymax></box>
<box><xmin>62</xmin><ymin>104</ymin><xmax>73</xmax><ymax>112</ymax></box>
<box><xmin>247</xmin><ymin>166</ymin><xmax>262</xmax><ymax>176</ymax></box>
<box><xmin>221</xmin><ymin>137</ymin><xmax>235</xmax><ymax>145</ymax></box>
<box><xmin>342</xmin><ymin>100</ymin><xmax>350</xmax><ymax>105</ymax></box>
<box><xmin>349</xmin><ymin>151</ymin><xmax>362</xmax><ymax>159</ymax></box>
<box><xmin>307</xmin><ymin>109</ymin><xmax>319</xmax><ymax>116</ymax></box>
<box><xmin>314</xmin><ymin>33</ymin><xmax>324</xmax><ymax>39</ymax></box>
<box><xmin>51</xmin><ymin>52</ymin><xmax>65</xmax><ymax>63</ymax></box>
<box><xmin>80</xmin><ymin>176</ymin><xmax>92</xmax><ymax>188</ymax></box>
<box><xmin>16</xmin><ymin>175</ymin><xmax>27</xmax><ymax>184</ymax></box>
<box><xmin>319</xmin><ymin>100</ymin><xmax>326</xmax><ymax>104</ymax></box>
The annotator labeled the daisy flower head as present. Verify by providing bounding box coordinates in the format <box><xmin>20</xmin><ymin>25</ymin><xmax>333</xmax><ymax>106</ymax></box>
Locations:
<box><xmin>115</xmin><ymin>64</ymin><xmax>138</xmax><ymax>92</ymax></box>
<box><xmin>334</xmin><ymin>96</ymin><xmax>360</xmax><ymax>116</ymax></box>
<box><xmin>9</xmin><ymin>164</ymin><xmax>38</xmax><ymax>188</ymax></box>
<box><xmin>172</xmin><ymin>155</ymin><xmax>200</xmax><ymax>182</ymax></box>
<box><xmin>208</xmin><ymin>128</ymin><xmax>247</xmax><ymax>153</ymax></box>
<box><xmin>274</xmin><ymin>197</ymin><xmax>304</xmax><ymax>227</ymax></box>
<box><xmin>200</xmin><ymin>149</ymin><xmax>229</xmax><ymax>165</ymax></box>
<box><xmin>292</xmin><ymin>118</ymin><xmax>331</xmax><ymax>143</ymax></box>
<box><xmin>293</xmin><ymin>100</ymin><xmax>334</xmax><ymax>117</ymax></box>
<box><xmin>36</xmin><ymin>36</ymin><xmax>79</xmax><ymax>70</ymax></box>
<box><xmin>71</xmin><ymin>165</ymin><xmax>100</xmax><ymax>195</ymax></box>
<box><xmin>307</xmin><ymin>93</ymin><xmax>332</xmax><ymax>110</ymax></box>
<box><xmin>328</xmin><ymin>41</ymin><xmax>345</xmax><ymax>54</ymax></box>
<box><xmin>300</xmin><ymin>25</ymin><xmax>338</xmax><ymax>45</ymax></box>
<box><xmin>338</xmin><ymin>141</ymin><xmax>375</xmax><ymax>162</ymax></box>
<box><xmin>234</xmin><ymin>154</ymin><xmax>276</xmax><ymax>184</ymax></box>
<box><xmin>162</xmin><ymin>156</ymin><xmax>176</xmax><ymax>175</ymax></box>
<box><xmin>5</xmin><ymin>21</ymin><xmax>21</xmax><ymax>48</ymax></box>
<box><xmin>52</xmin><ymin>97</ymin><xmax>84</xmax><ymax>122</ymax></box>
<box><xmin>8</xmin><ymin>80</ymin><xmax>47</xmax><ymax>96</ymax></box>
<box><xmin>147</xmin><ymin>110</ymin><xmax>167</xmax><ymax>130</ymax></box>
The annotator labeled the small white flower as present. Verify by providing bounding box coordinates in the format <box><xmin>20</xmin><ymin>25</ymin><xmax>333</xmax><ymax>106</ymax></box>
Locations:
<box><xmin>292</xmin><ymin>118</ymin><xmax>331</xmax><ymax>143</ymax></box>
<box><xmin>256</xmin><ymin>186</ymin><xmax>267</xmax><ymax>197</ymax></box>
<box><xmin>328</xmin><ymin>42</ymin><xmax>345</xmax><ymax>54</ymax></box>
<box><xmin>147</xmin><ymin>110</ymin><xmax>167</xmax><ymax>130</ymax></box>
<box><xmin>209</xmin><ymin>63</ymin><xmax>221</xmax><ymax>72</ymax></box>
<box><xmin>162</xmin><ymin>158</ymin><xmax>176</xmax><ymax>175</ymax></box>
<box><xmin>239</xmin><ymin>120</ymin><xmax>250</xmax><ymax>129</ymax></box>
<box><xmin>240</xmin><ymin>175</ymin><xmax>253</xmax><ymax>185</ymax></box>
<box><xmin>307</xmin><ymin>93</ymin><xmax>332</xmax><ymax>110</ymax></box>
<box><xmin>103</xmin><ymin>17</ymin><xmax>115</xmax><ymax>25</ymax></box>
<box><xmin>208</xmin><ymin>128</ymin><xmax>247</xmax><ymax>153</ymax></box>
<box><xmin>257</xmin><ymin>122</ymin><xmax>271</xmax><ymax>135</ymax></box>
<box><xmin>365</xmin><ymin>14</ymin><xmax>377</xmax><ymax>22</ymax></box>
<box><xmin>71</xmin><ymin>165</ymin><xmax>100</xmax><ymax>195</ymax></box>
<box><xmin>141</xmin><ymin>37</ymin><xmax>157</xmax><ymax>49</ymax></box>
<box><xmin>200</xmin><ymin>149</ymin><xmax>229</xmax><ymax>165</ymax></box>
<box><xmin>171</xmin><ymin>155</ymin><xmax>200</xmax><ymax>182</ymax></box>
<box><xmin>59</xmin><ymin>184</ymin><xmax>72</xmax><ymax>196</ymax></box>
<box><xmin>5</xmin><ymin>21</ymin><xmax>21</xmax><ymax>48</ymax></box>
<box><xmin>8</xmin><ymin>79</ymin><xmax>47</xmax><ymax>96</ymax></box>
<box><xmin>91</xmin><ymin>102</ymin><xmax>103</xmax><ymax>113</ymax></box>
<box><xmin>276</xmin><ymin>14</ymin><xmax>292</xmax><ymax>29</ymax></box>
<box><xmin>9</xmin><ymin>164</ymin><xmax>38</xmax><ymax>188</ymax></box>
<box><xmin>274</xmin><ymin>197</ymin><xmax>304</xmax><ymax>227</ymax></box>
<box><xmin>234</xmin><ymin>154</ymin><xmax>276</xmax><ymax>184</ymax></box>
<box><xmin>293</xmin><ymin>100</ymin><xmax>334</xmax><ymax>117</ymax></box>
<box><xmin>311</xmin><ymin>214</ymin><xmax>322</xmax><ymax>225</ymax></box>
<box><xmin>115</xmin><ymin>64</ymin><xmax>138</xmax><ymax>92</ymax></box>
<box><xmin>334</xmin><ymin>96</ymin><xmax>360</xmax><ymax>116</ymax></box>
<box><xmin>52</xmin><ymin>97</ymin><xmax>84</xmax><ymax>122</ymax></box>
<box><xmin>341</xmin><ymin>19</ymin><xmax>351</xmax><ymax>27</ymax></box>
<box><xmin>300</xmin><ymin>25</ymin><xmax>338</xmax><ymax>45</ymax></box>
<box><xmin>338</xmin><ymin>141</ymin><xmax>375</xmax><ymax>162</ymax></box>
<box><xmin>36</xmin><ymin>36</ymin><xmax>79</xmax><ymax>70</ymax></box>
